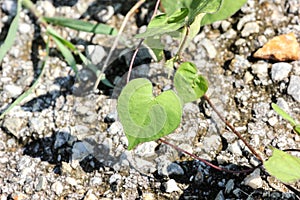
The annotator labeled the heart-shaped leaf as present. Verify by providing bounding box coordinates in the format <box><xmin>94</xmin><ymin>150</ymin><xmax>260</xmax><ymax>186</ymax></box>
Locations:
<box><xmin>264</xmin><ymin>147</ymin><xmax>300</xmax><ymax>183</ymax></box>
<box><xmin>174</xmin><ymin>62</ymin><xmax>208</xmax><ymax>103</ymax></box>
<box><xmin>117</xmin><ymin>78</ymin><xmax>182</xmax><ymax>150</ymax></box>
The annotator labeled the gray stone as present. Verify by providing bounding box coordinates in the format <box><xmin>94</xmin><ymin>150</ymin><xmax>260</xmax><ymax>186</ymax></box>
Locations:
<box><xmin>243</xmin><ymin>168</ymin><xmax>263</xmax><ymax>189</ymax></box>
<box><xmin>225</xmin><ymin>179</ymin><xmax>235</xmax><ymax>194</ymax></box>
<box><xmin>202</xmin><ymin>135</ymin><xmax>222</xmax><ymax>154</ymax></box>
<box><xmin>271</xmin><ymin>63</ymin><xmax>292</xmax><ymax>81</ymax></box>
<box><xmin>51</xmin><ymin>181</ymin><xmax>63</xmax><ymax>196</ymax></box>
<box><xmin>163</xmin><ymin>179</ymin><xmax>181</xmax><ymax>193</ymax></box>
<box><xmin>167</xmin><ymin>163</ymin><xmax>185</xmax><ymax>176</ymax></box>
<box><xmin>86</xmin><ymin>45</ymin><xmax>107</xmax><ymax>65</ymax></box>
<box><xmin>35</xmin><ymin>176</ymin><xmax>47</xmax><ymax>191</ymax></box>
<box><xmin>29</xmin><ymin>117</ymin><xmax>46</xmax><ymax>135</ymax></box>
<box><xmin>1</xmin><ymin>0</ymin><xmax>17</xmax><ymax>15</ymax></box>
<box><xmin>134</xmin><ymin>141</ymin><xmax>158</xmax><ymax>158</ymax></box>
<box><xmin>228</xmin><ymin>140</ymin><xmax>243</xmax><ymax>156</ymax></box>
<box><xmin>237</xmin><ymin>13</ymin><xmax>256</xmax><ymax>31</ymax></box>
<box><xmin>72</xmin><ymin>141</ymin><xmax>94</xmax><ymax>161</ymax></box>
<box><xmin>253</xmin><ymin>102</ymin><xmax>269</xmax><ymax>119</ymax></box>
<box><xmin>215</xmin><ymin>190</ymin><xmax>225</xmax><ymax>200</ymax></box>
<box><xmin>54</xmin><ymin>132</ymin><xmax>70</xmax><ymax>149</ymax></box>
<box><xmin>241</xmin><ymin>22</ymin><xmax>260</xmax><ymax>37</ymax></box>
<box><xmin>287</xmin><ymin>75</ymin><xmax>300</xmax><ymax>102</ymax></box>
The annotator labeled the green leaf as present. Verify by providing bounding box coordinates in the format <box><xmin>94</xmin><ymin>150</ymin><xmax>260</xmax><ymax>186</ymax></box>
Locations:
<box><xmin>144</xmin><ymin>36</ymin><xmax>165</xmax><ymax>61</ymax></box>
<box><xmin>43</xmin><ymin>17</ymin><xmax>117</xmax><ymax>36</ymax></box>
<box><xmin>135</xmin><ymin>8</ymin><xmax>188</xmax><ymax>38</ymax></box>
<box><xmin>174</xmin><ymin>62</ymin><xmax>208</xmax><ymax>103</ymax></box>
<box><xmin>201</xmin><ymin>0</ymin><xmax>247</xmax><ymax>26</ymax></box>
<box><xmin>161</xmin><ymin>0</ymin><xmax>222</xmax><ymax>25</ymax></box>
<box><xmin>117</xmin><ymin>78</ymin><xmax>182</xmax><ymax>150</ymax></box>
<box><xmin>294</xmin><ymin>125</ymin><xmax>300</xmax><ymax>135</ymax></box>
<box><xmin>272</xmin><ymin>103</ymin><xmax>296</xmax><ymax>127</ymax></box>
<box><xmin>264</xmin><ymin>147</ymin><xmax>300</xmax><ymax>184</ymax></box>
<box><xmin>0</xmin><ymin>0</ymin><xmax>21</xmax><ymax>62</ymax></box>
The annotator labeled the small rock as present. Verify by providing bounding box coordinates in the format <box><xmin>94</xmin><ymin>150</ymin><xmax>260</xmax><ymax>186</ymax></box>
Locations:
<box><xmin>109</xmin><ymin>173</ymin><xmax>122</xmax><ymax>184</ymax></box>
<box><xmin>287</xmin><ymin>75</ymin><xmax>300</xmax><ymax>102</ymax></box>
<box><xmin>225</xmin><ymin>179</ymin><xmax>235</xmax><ymax>194</ymax></box>
<box><xmin>2</xmin><ymin>116</ymin><xmax>27</xmax><ymax>139</ymax></box>
<box><xmin>253</xmin><ymin>33</ymin><xmax>300</xmax><ymax>61</ymax></box>
<box><xmin>228</xmin><ymin>140</ymin><xmax>243</xmax><ymax>156</ymax></box>
<box><xmin>167</xmin><ymin>163</ymin><xmax>185</xmax><ymax>176</ymax></box>
<box><xmin>251</xmin><ymin>62</ymin><xmax>269</xmax><ymax>77</ymax></box>
<box><xmin>86</xmin><ymin>45</ymin><xmax>107</xmax><ymax>65</ymax></box>
<box><xmin>163</xmin><ymin>179</ymin><xmax>181</xmax><ymax>193</ymax></box>
<box><xmin>271</xmin><ymin>63</ymin><xmax>292</xmax><ymax>81</ymax></box>
<box><xmin>268</xmin><ymin>116</ymin><xmax>278</xmax><ymax>126</ymax></box>
<box><xmin>215</xmin><ymin>190</ymin><xmax>225</xmax><ymax>200</ymax></box>
<box><xmin>202</xmin><ymin>135</ymin><xmax>222</xmax><ymax>154</ymax></box>
<box><xmin>3</xmin><ymin>84</ymin><xmax>23</xmax><ymax>98</ymax></box>
<box><xmin>54</xmin><ymin>132</ymin><xmax>70</xmax><ymax>149</ymax></box>
<box><xmin>201</xmin><ymin>38</ymin><xmax>217</xmax><ymax>59</ymax></box>
<box><xmin>35</xmin><ymin>176</ymin><xmax>47</xmax><ymax>191</ymax></box>
<box><xmin>1</xmin><ymin>0</ymin><xmax>17</xmax><ymax>15</ymax></box>
<box><xmin>72</xmin><ymin>141</ymin><xmax>93</xmax><ymax>161</ymax></box>
<box><xmin>51</xmin><ymin>181</ymin><xmax>64</xmax><ymax>196</ymax></box>
<box><xmin>19</xmin><ymin>23</ymin><xmax>32</xmax><ymax>34</ymax></box>
<box><xmin>253</xmin><ymin>102</ymin><xmax>269</xmax><ymax>119</ymax></box>
<box><xmin>241</xmin><ymin>22</ymin><xmax>260</xmax><ymax>37</ymax></box>
<box><xmin>107</xmin><ymin>121</ymin><xmax>123</xmax><ymax>135</ymax></box>
<box><xmin>66</xmin><ymin>177</ymin><xmax>77</xmax><ymax>186</ymax></box>
<box><xmin>142</xmin><ymin>192</ymin><xmax>156</xmax><ymax>200</ymax></box>
<box><xmin>29</xmin><ymin>117</ymin><xmax>46</xmax><ymax>135</ymax></box>
<box><xmin>243</xmin><ymin>168</ymin><xmax>263</xmax><ymax>189</ymax></box>
<box><xmin>134</xmin><ymin>141</ymin><xmax>158</xmax><ymax>158</ymax></box>
<box><xmin>84</xmin><ymin>190</ymin><xmax>98</xmax><ymax>200</ymax></box>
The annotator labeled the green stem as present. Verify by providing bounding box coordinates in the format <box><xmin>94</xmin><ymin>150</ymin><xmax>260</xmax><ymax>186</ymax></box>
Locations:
<box><xmin>175</xmin><ymin>25</ymin><xmax>190</xmax><ymax>60</ymax></box>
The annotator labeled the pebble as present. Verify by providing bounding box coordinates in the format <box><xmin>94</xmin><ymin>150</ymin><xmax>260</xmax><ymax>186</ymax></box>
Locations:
<box><xmin>243</xmin><ymin>168</ymin><xmax>263</xmax><ymax>189</ymax></box>
<box><xmin>225</xmin><ymin>179</ymin><xmax>235</xmax><ymax>194</ymax></box>
<box><xmin>66</xmin><ymin>177</ymin><xmax>77</xmax><ymax>186</ymax></box>
<box><xmin>241</xmin><ymin>22</ymin><xmax>260</xmax><ymax>37</ymax></box>
<box><xmin>51</xmin><ymin>181</ymin><xmax>64</xmax><ymax>196</ymax></box>
<box><xmin>251</xmin><ymin>61</ymin><xmax>269</xmax><ymax>77</ymax></box>
<box><xmin>107</xmin><ymin>121</ymin><xmax>123</xmax><ymax>135</ymax></box>
<box><xmin>1</xmin><ymin>0</ymin><xmax>17</xmax><ymax>15</ymax></box>
<box><xmin>84</xmin><ymin>190</ymin><xmax>98</xmax><ymax>200</ymax></box>
<box><xmin>288</xmin><ymin>75</ymin><xmax>300</xmax><ymax>102</ymax></box>
<box><xmin>109</xmin><ymin>173</ymin><xmax>122</xmax><ymax>184</ymax></box>
<box><xmin>163</xmin><ymin>179</ymin><xmax>181</xmax><ymax>193</ymax></box>
<box><xmin>253</xmin><ymin>33</ymin><xmax>300</xmax><ymax>61</ymax></box>
<box><xmin>200</xmin><ymin>38</ymin><xmax>217</xmax><ymax>59</ymax></box>
<box><xmin>86</xmin><ymin>45</ymin><xmax>107</xmax><ymax>65</ymax></box>
<box><xmin>2</xmin><ymin>116</ymin><xmax>27</xmax><ymax>139</ymax></box>
<box><xmin>35</xmin><ymin>176</ymin><xmax>47</xmax><ymax>191</ymax></box>
<box><xmin>19</xmin><ymin>23</ymin><xmax>32</xmax><ymax>34</ymax></box>
<box><xmin>166</xmin><ymin>163</ymin><xmax>185</xmax><ymax>176</ymax></box>
<box><xmin>3</xmin><ymin>84</ymin><xmax>23</xmax><ymax>98</ymax></box>
<box><xmin>228</xmin><ymin>140</ymin><xmax>243</xmax><ymax>156</ymax></box>
<box><xmin>202</xmin><ymin>135</ymin><xmax>222</xmax><ymax>155</ymax></box>
<box><xmin>72</xmin><ymin>141</ymin><xmax>93</xmax><ymax>161</ymax></box>
<box><xmin>271</xmin><ymin>62</ymin><xmax>292</xmax><ymax>81</ymax></box>
<box><xmin>134</xmin><ymin>141</ymin><xmax>158</xmax><ymax>158</ymax></box>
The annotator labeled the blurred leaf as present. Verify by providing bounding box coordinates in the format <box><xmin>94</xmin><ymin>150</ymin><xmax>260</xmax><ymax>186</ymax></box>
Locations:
<box><xmin>272</xmin><ymin>103</ymin><xmax>296</xmax><ymax>127</ymax></box>
<box><xmin>264</xmin><ymin>147</ymin><xmax>300</xmax><ymax>184</ymax></box>
<box><xmin>117</xmin><ymin>78</ymin><xmax>182</xmax><ymax>150</ymax></box>
<box><xmin>174</xmin><ymin>62</ymin><xmax>208</xmax><ymax>103</ymax></box>
<box><xmin>201</xmin><ymin>0</ymin><xmax>247</xmax><ymax>26</ymax></box>
<box><xmin>0</xmin><ymin>0</ymin><xmax>21</xmax><ymax>62</ymax></box>
<box><xmin>43</xmin><ymin>16</ymin><xmax>117</xmax><ymax>36</ymax></box>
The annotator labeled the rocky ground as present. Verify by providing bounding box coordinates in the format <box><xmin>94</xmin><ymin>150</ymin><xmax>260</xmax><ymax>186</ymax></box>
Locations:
<box><xmin>0</xmin><ymin>0</ymin><xmax>300</xmax><ymax>199</ymax></box>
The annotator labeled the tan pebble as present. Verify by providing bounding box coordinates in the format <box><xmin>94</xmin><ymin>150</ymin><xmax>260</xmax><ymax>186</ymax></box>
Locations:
<box><xmin>253</xmin><ymin>32</ymin><xmax>300</xmax><ymax>61</ymax></box>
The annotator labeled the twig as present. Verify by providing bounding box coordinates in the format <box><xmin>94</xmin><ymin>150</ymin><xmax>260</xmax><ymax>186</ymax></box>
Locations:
<box><xmin>126</xmin><ymin>0</ymin><xmax>161</xmax><ymax>83</ymax></box>
<box><xmin>93</xmin><ymin>0</ymin><xmax>146</xmax><ymax>91</ymax></box>
<box><xmin>159</xmin><ymin>138</ymin><xmax>260</xmax><ymax>174</ymax></box>
<box><xmin>203</xmin><ymin>94</ymin><xmax>263</xmax><ymax>162</ymax></box>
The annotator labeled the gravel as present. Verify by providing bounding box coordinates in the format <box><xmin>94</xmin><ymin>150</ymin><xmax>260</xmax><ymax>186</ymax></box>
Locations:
<box><xmin>0</xmin><ymin>0</ymin><xmax>300</xmax><ymax>199</ymax></box>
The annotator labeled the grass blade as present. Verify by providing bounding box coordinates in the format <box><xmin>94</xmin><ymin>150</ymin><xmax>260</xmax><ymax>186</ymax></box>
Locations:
<box><xmin>43</xmin><ymin>16</ymin><xmax>117</xmax><ymax>36</ymax></box>
<box><xmin>0</xmin><ymin>0</ymin><xmax>21</xmax><ymax>62</ymax></box>
<box><xmin>0</xmin><ymin>37</ymin><xmax>50</xmax><ymax>120</ymax></box>
<box><xmin>271</xmin><ymin>103</ymin><xmax>296</xmax><ymax>126</ymax></box>
<box><xmin>47</xmin><ymin>28</ymin><xmax>78</xmax><ymax>73</ymax></box>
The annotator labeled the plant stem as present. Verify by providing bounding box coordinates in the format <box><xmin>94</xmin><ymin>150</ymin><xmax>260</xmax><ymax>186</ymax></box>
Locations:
<box><xmin>159</xmin><ymin>138</ymin><xmax>259</xmax><ymax>174</ymax></box>
<box><xmin>126</xmin><ymin>0</ymin><xmax>161</xmax><ymax>83</ymax></box>
<box><xmin>175</xmin><ymin>25</ymin><xmax>190</xmax><ymax>60</ymax></box>
<box><xmin>93</xmin><ymin>0</ymin><xmax>146</xmax><ymax>91</ymax></box>
<box><xmin>203</xmin><ymin>94</ymin><xmax>263</xmax><ymax>162</ymax></box>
